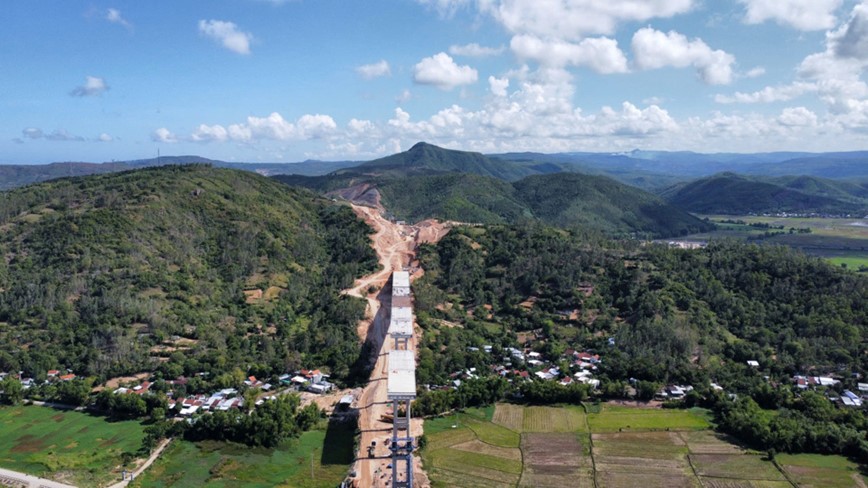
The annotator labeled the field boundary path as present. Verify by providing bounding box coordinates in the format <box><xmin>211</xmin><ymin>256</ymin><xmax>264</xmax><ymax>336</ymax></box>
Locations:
<box><xmin>105</xmin><ymin>438</ymin><xmax>172</xmax><ymax>488</ymax></box>
<box><xmin>344</xmin><ymin>202</ymin><xmax>449</xmax><ymax>488</ymax></box>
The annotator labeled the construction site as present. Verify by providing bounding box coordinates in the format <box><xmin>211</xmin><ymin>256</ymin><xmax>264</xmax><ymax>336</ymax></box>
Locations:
<box><xmin>343</xmin><ymin>203</ymin><xmax>449</xmax><ymax>488</ymax></box>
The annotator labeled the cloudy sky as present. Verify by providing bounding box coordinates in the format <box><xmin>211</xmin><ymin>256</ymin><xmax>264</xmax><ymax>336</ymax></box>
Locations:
<box><xmin>4</xmin><ymin>0</ymin><xmax>868</xmax><ymax>163</ymax></box>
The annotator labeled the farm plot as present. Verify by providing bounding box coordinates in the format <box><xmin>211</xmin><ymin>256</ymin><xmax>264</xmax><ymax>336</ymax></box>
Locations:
<box><xmin>679</xmin><ymin>430</ymin><xmax>746</xmax><ymax>455</ymax></box>
<box><xmin>594</xmin><ymin>430</ymin><xmax>696</xmax><ymax>488</ymax></box>
<box><xmin>523</xmin><ymin>405</ymin><xmax>587</xmax><ymax>433</ymax></box>
<box><xmin>461</xmin><ymin>416</ymin><xmax>520</xmax><ymax>448</ymax></box>
<box><xmin>699</xmin><ymin>480</ymin><xmax>792</xmax><ymax>488</ymax></box>
<box><xmin>690</xmin><ymin>454</ymin><xmax>787</xmax><ymax>482</ymax></box>
<box><xmin>588</xmin><ymin>405</ymin><xmax>711</xmax><ymax>432</ymax></box>
<box><xmin>593</xmin><ymin>431</ymin><xmax>688</xmax><ymax>460</ymax></box>
<box><xmin>0</xmin><ymin>405</ymin><xmax>145</xmax><ymax>487</ymax></box>
<box><xmin>519</xmin><ymin>433</ymin><xmax>592</xmax><ymax>488</ymax></box>
<box><xmin>778</xmin><ymin>453</ymin><xmax>868</xmax><ymax>488</ymax></box>
<box><xmin>424</xmin><ymin>404</ymin><xmax>800</xmax><ymax>488</ymax></box>
<box><xmin>491</xmin><ymin>403</ymin><xmax>523</xmax><ymax>432</ymax></box>
<box><xmin>421</xmin><ymin>413</ymin><xmax>522</xmax><ymax>488</ymax></box>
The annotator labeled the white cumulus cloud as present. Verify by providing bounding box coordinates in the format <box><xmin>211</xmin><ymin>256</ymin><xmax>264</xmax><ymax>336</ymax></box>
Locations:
<box><xmin>489</xmin><ymin>76</ymin><xmax>510</xmax><ymax>97</ymax></box>
<box><xmin>778</xmin><ymin>106</ymin><xmax>818</xmax><ymax>126</ymax></box>
<box><xmin>22</xmin><ymin>128</ymin><xmax>43</xmax><ymax>139</ymax></box>
<box><xmin>356</xmin><ymin>60</ymin><xmax>392</xmax><ymax>79</ymax></box>
<box><xmin>106</xmin><ymin>8</ymin><xmax>132</xmax><ymax>30</ymax></box>
<box><xmin>631</xmin><ymin>27</ymin><xmax>735</xmax><ymax>85</ymax></box>
<box><xmin>480</xmin><ymin>0</ymin><xmax>695</xmax><ymax>39</ymax></box>
<box><xmin>511</xmin><ymin>34</ymin><xmax>629</xmax><ymax>73</ymax></box>
<box><xmin>192</xmin><ymin>124</ymin><xmax>229</xmax><ymax>142</ymax></box>
<box><xmin>413</xmin><ymin>52</ymin><xmax>478</xmax><ymax>89</ymax></box>
<box><xmin>70</xmin><ymin>76</ymin><xmax>109</xmax><ymax>97</ymax></box>
<box><xmin>198</xmin><ymin>19</ymin><xmax>253</xmax><ymax>55</ymax></box>
<box><xmin>297</xmin><ymin>114</ymin><xmax>338</xmax><ymax>138</ymax></box>
<box><xmin>740</xmin><ymin>0</ymin><xmax>842</xmax><ymax>31</ymax></box>
<box><xmin>745</xmin><ymin>67</ymin><xmax>766</xmax><ymax>78</ymax></box>
<box><xmin>180</xmin><ymin>112</ymin><xmax>338</xmax><ymax>144</ymax></box>
<box><xmin>152</xmin><ymin>128</ymin><xmax>178</xmax><ymax>143</ymax></box>
<box><xmin>714</xmin><ymin>82</ymin><xmax>817</xmax><ymax>104</ymax></box>
<box><xmin>449</xmin><ymin>43</ymin><xmax>505</xmax><ymax>57</ymax></box>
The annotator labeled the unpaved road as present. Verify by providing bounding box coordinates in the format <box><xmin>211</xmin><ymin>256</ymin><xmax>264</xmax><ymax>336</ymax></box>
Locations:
<box><xmin>105</xmin><ymin>438</ymin><xmax>172</xmax><ymax>488</ymax></box>
<box><xmin>344</xmin><ymin>203</ymin><xmax>449</xmax><ymax>488</ymax></box>
<box><xmin>0</xmin><ymin>467</ymin><xmax>77</xmax><ymax>488</ymax></box>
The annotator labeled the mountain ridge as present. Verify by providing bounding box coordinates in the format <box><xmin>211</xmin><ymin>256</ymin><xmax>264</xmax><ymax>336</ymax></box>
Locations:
<box><xmin>661</xmin><ymin>172</ymin><xmax>868</xmax><ymax>215</ymax></box>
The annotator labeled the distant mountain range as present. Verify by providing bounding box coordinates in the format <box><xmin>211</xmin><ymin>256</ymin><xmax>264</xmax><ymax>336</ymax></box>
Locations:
<box><xmin>0</xmin><ymin>156</ymin><xmax>361</xmax><ymax>191</ymax></box>
<box><xmin>4</xmin><ymin>147</ymin><xmax>868</xmax><ymax>191</ymax></box>
<box><xmin>491</xmin><ymin>149</ymin><xmax>868</xmax><ymax>183</ymax></box>
<box><xmin>3</xmin><ymin>143</ymin><xmax>867</xmax><ymax>222</ymax></box>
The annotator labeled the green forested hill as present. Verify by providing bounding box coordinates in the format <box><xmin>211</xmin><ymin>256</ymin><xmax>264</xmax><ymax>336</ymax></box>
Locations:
<box><xmin>277</xmin><ymin>143</ymin><xmax>712</xmax><ymax>237</ymax></box>
<box><xmin>377</xmin><ymin>173</ymin><xmax>531</xmax><ymax>224</ymax></box>
<box><xmin>355</xmin><ymin>141</ymin><xmax>535</xmax><ymax>181</ymax></box>
<box><xmin>514</xmin><ymin>173</ymin><xmax>713</xmax><ymax>236</ymax></box>
<box><xmin>662</xmin><ymin>173</ymin><xmax>867</xmax><ymax>215</ymax></box>
<box><xmin>770</xmin><ymin>175</ymin><xmax>868</xmax><ymax>202</ymax></box>
<box><xmin>0</xmin><ymin>165</ymin><xmax>377</xmax><ymax>383</ymax></box>
<box><xmin>412</xmin><ymin>224</ymin><xmax>868</xmax><ymax>458</ymax></box>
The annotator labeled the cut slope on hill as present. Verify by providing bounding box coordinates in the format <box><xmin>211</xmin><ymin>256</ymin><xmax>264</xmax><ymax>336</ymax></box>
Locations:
<box><xmin>0</xmin><ymin>165</ymin><xmax>377</xmax><ymax>382</ymax></box>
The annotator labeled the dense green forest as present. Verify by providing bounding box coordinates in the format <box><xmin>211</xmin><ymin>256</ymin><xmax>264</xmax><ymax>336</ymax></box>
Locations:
<box><xmin>415</xmin><ymin>225</ymin><xmax>867</xmax><ymax>380</ymax></box>
<box><xmin>410</xmin><ymin>224</ymin><xmax>868</xmax><ymax>457</ymax></box>
<box><xmin>0</xmin><ymin>165</ymin><xmax>377</xmax><ymax>387</ymax></box>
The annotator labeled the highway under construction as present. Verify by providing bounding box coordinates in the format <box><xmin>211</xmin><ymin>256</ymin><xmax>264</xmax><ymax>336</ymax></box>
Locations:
<box><xmin>385</xmin><ymin>270</ymin><xmax>416</xmax><ymax>488</ymax></box>
<box><xmin>344</xmin><ymin>205</ymin><xmax>449</xmax><ymax>488</ymax></box>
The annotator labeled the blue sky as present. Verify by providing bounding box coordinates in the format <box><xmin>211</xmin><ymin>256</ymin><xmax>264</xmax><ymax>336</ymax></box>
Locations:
<box><xmin>3</xmin><ymin>0</ymin><xmax>868</xmax><ymax>163</ymax></box>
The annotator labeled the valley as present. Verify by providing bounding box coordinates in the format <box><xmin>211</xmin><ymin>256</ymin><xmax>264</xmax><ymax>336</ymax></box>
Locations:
<box><xmin>11</xmin><ymin>1</ymin><xmax>868</xmax><ymax>486</ymax></box>
<box><xmin>0</xmin><ymin>149</ymin><xmax>866</xmax><ymax>487</ymax></box>
<box><xmin>676</xmin><ymin>215</ymin><xmax>868</xmax><ymax>272</ymax></box>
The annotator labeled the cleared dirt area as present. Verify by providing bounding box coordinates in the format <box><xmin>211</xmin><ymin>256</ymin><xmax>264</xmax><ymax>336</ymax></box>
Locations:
<box><xmin>519</xmin><ymin>433</ymin><xmax>592</xmax><ymax>488</ymax></box>
<box><xmin>94</xmin><ymin>372</ymin><xmax>151</xmax><ymax>392</ymax></box>
<box><xmin>345</xmin><ymin>203</ymin><xmax>450</xmax><ymax>488</ymax></box>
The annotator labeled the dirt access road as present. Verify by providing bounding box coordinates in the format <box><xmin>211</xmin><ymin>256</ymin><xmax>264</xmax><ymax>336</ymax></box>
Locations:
<box><xmin>343</xmin><ymin>203</ymin><xmax>449</xmax><ymax>488</ymax></box>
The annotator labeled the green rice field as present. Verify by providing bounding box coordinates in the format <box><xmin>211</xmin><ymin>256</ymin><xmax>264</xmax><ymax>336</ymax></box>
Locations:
<box><xmin>0</xmin><ymin>405</ymin><xmax>145</xmax><ymax>487</ymax></box>
<box><xmin>130</xmin><ymin>418</ymin><xmax>355</xmax><ymax>488</ymax></box>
